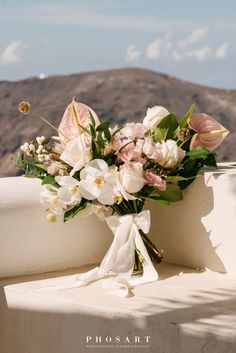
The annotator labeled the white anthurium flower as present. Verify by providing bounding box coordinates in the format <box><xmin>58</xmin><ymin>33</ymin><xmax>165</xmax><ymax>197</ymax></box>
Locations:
<box><xmin>79</xmin><ymin>159</ymin><xmax>118</xmax><ymax>205</ymax></box>
<box><xmin>60</xmin><ymin>134</ymin><xmax>92</xmax><ymax>175</ymax></box>
<box><xmin>143</xmin><ymin>106</ymin><xmax>169</xmax><ymax>130</ymax></box>
<box><xmin>55</xmin><ymin>175</ymin><xmax>81</xmax><ymax>205</ymax></box>
<box><xmin>120</xmin><ymin>162</ymin><xmax>146</xmax><ymax>194</ymax></box>
<box><xmin>40</xmin><ymin>184</ymin><xmax>66</xmax><ymax>215</ymax></box>
<box><xmin>154</xmin><ymin>139</ymin><xmax>185</xmax><ymax>169</ymax></box>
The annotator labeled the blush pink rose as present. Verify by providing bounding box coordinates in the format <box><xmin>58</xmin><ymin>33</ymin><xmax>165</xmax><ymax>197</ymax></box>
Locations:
<box><xmin>142</xmin><ymin>138</ymin><xmax>158</xmax><ymax>159</ymax></box>
<box><xmin>121</xmin><ymin>123</ymin><xmax>145</xmax><ymax>139</ymax></box>
<box><xmin>58</xmin><ymin>99</ymin><xmax>100</xmax><ymax>143</ymax></box>
<box><xmin>143</xmin><ymin>171</ymin><xmax>166</xmax><ymax>191</ymax></box>
<box><xmin>118</xmin><ymin>144</ymin><xmax>143</xmax><ymax>163</ymax></box>
<box><xmin>189</xmin><ymin>113</ymin><xmax>229</xmax><ymax>151</ymax></box>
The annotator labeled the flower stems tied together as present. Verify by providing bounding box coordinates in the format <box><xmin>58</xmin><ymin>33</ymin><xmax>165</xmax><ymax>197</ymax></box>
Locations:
<box><xmin>39</xmin><ymin>211</ymin><xmax>158</xmax><ymax>298</ymax></box>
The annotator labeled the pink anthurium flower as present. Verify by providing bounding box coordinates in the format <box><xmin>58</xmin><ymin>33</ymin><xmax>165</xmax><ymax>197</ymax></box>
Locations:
<box><xmin>189</xmin><ymin>113</ymin><xmax>229</xmax><ymax>151</ymax></box>
<box><xmin>58</xmin><ymin>98</ymin><xmax>100</xmax><ymax>143</ymax></box>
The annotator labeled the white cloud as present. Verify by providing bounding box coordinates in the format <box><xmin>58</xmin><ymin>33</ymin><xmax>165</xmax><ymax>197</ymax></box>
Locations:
<box><xmin>125</xmin><ymin>44</ymin><xmax>141</xmax><ymax>62</ymax></box>
<box><xmin>174</xmin><ymin>46</ymin><xmax>212</xmax><ymax>61</ymax></box>
<box><xmin>146</xmin><ymin>36</ymin><xmax>172</xmax><ymax>60</ymax></box>
<box><xmin>0</xmin><ymin>41</ymin><xmax>25</xmax><ymax>65</ymax></box>
<box><xmin>188</xmin><ymin>46</ymin><xmax>212</xmax><ymax>61</ymax></box>
<box><xmin>215</xmin><ymin>42</ymin><xmax>229</xmax><ymax>59</ymax></box>
<box><xmin>178</xmin><ymin>27</ymin><xmax>208</xmax><ymax>48</ymax></box>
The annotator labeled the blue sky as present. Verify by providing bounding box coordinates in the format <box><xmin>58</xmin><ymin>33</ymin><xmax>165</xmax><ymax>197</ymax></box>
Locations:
<box><xmin>0</xmin><ymin>0</ymin><xmax>235</xmax><ymax>88</ymax></box>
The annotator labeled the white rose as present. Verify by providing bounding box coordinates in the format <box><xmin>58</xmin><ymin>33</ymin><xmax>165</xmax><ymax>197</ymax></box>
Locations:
<box><xmin>143</xmin><ymin>106</ymin><xmax>169</xmax><ymax>130</ymax></box>
<box><xmin>60</xmin><ymin>134</ymin><xmax>92</xmax><ymax>175</ymax></box>
<box><xmin>155</xmin><ymin>139</ymin><xmax>185</xmax><ymax>169</ymax></box>
<box><xmin>120</xmin><ymin>162</ymin><xmax>146</xmax><ymax>194</ymax></box>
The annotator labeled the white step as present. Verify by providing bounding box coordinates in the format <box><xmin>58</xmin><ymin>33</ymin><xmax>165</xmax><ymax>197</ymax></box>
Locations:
<box><xmin>1</xmin><ymin>263</ymin><xmax>236</xmax><ymax>353</ymax></box>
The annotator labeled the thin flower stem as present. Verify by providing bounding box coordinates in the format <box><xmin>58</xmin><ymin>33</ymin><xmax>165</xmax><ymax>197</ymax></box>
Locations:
<box><xmin>118</xmin><ymin>140</ymin><xmax>134</xmax><ymax>153</ymax></box>
<box><xmin>31</xmin><ymin>109</ymin><xmax>68</xmax><ymax>141</ymax></box>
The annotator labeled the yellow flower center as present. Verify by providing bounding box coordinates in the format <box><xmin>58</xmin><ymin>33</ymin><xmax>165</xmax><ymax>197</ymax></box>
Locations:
<box><xmin>112</xmin><ymin>194</ymin><xmax>123</xmax><ymax>203</ymax></box>
<box><xmin>72</xmin><ymin>185</ymin><xmax>79</xmax><ymax>194</ymax></box>
<box><xmin>95</xmin><ymin>176</ymin><xmax>104</xmax><ymax>187</ymax></box>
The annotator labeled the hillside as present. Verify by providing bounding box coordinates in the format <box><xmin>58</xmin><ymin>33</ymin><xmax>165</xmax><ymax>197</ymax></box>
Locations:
<box><xmin>0</xmin><ymin>68</ymin><xmax>235</xmax><ymax>177</ymax></box>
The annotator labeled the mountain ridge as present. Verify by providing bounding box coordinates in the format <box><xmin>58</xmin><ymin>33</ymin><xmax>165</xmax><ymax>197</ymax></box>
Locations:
<box><xmin>0</xmin><ymin>68</ymin><xmax>235</xmax><ymax>177</ymax></box>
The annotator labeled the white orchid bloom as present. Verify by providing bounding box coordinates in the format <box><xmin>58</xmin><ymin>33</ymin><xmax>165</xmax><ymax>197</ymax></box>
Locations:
<box><xmin>60</xmin><ymin>134</ymin><xmax>92</xmax><ymax>175</ymax></box>
<box><xmin>78</xmin><ymin>159</ymin><xmax>119</xmax><ymax>205</ymax></box>
<box><xmin>55</xmin><ymin>176</ymin><xmax>82</xmax><ymax>206</ymax></box>
<box><xmin>40</xmin><ymin>184</ymin><xmax>66</xmax><ymax>215</ymax></box>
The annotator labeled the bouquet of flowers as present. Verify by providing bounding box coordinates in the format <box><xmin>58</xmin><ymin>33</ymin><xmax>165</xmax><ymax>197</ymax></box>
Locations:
<box><xmin>15</xmin><ymin>99</ymin><xmax>228</xmax><ymax>296</ymax></box>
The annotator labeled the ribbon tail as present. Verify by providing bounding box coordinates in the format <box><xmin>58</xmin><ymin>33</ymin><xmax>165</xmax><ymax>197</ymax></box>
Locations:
<box><xmin>37</xmin><ymin>267</ymin><xmax>105</xmax><ymax>291</ymax></box>
<box><xmin>129</xmin><ymin>226</ymin><xmax>158</xmax><ymax>287</ymax></box>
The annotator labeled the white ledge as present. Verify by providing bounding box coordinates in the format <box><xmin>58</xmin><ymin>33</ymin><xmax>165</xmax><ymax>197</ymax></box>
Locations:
<box><xmin>1</xmin><ymin>163</ymin><xmax>236</xmax><ymax>278</ymax></box>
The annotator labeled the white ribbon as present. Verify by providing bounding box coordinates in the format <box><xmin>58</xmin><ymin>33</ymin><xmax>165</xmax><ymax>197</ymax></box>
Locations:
<box><xmin>39</xmin><ymin>210</ymin><xmax>158</xmax><ymax>297</ymax></box>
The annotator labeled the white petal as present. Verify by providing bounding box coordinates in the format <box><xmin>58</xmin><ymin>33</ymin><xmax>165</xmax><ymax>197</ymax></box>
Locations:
<box><xmin>86</xmin><ymin>159</ymin><xmax>109</xmax><ymax>173</ymax></box>
<box><xmin>79</xmin><ymin>180</ymin><xmax>99</xmax><ymax>200</ymax></box>
<box><xmin>97</xmin><ymin>184</ymin><xmax>115</xmax><ymax>205</ymax></box>
<box><xmin>57</xmin><ymin>187</ymin><xmax>74</xmax><ymax>204</ymax></box>
<box><xmin>55</xmin><ymin>176</ymin><xmax>79</xmax><ymax>187</ymax></box>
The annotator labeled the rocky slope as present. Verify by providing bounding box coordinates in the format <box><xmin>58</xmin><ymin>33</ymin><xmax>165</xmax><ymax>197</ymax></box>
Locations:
<box><xmin>0</xmin><ymin>68</ymin><xmax>235</xmax><ymax>177</ymax></box>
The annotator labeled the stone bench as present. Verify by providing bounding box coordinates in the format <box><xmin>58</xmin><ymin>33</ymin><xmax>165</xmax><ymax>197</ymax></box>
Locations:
<box><xmin>1</xmin><ymin>164</ymin><xmax>236</xmax><ymax>353</ymax></box>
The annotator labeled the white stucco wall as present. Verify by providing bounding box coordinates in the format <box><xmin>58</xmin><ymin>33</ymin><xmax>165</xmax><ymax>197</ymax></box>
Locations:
<box><xmin>0</xmin><ymin>164</ymin><xmax>236</xmax><ymax>278</ymax></box>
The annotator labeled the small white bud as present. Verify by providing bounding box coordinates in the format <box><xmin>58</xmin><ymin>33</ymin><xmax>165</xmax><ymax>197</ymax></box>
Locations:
<box><xmin>29</xmin><ymin>144</ymin><xmax>35</xmax><ymax>152</ymax></box>
<box><xmin>46</xmin><ymin>213</ymin><xmax>57</xmax><ymax>223</ymax></box>
<box><xmin>38</xmin><ymin>154</ymin><xmax>45</xmax><ymax>162</ymax></box>
<box><xmin>36</xmin><ymin>136</ymin><xmax>46</xmax><ymax>145</ymax></box>
<box><xmin>36</xmin><ymin>145</ymin><xmax>43</xmax><ymax>154</ymax></box>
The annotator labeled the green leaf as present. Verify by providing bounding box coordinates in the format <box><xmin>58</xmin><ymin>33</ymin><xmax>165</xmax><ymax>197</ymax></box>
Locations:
<box><xmin>203</xmin><ymin>152</ymin><xmax>217</xmax><ymax>168</ymax></box>
<box><xmin>145</xmin><ymin>195</ymin><xmax>171</xmax><ymax>206</ymax></box>
<box><xmin>64</xmin><ymin>199</ymin><xmax>88</xmax><ymax>222</ymax></box>
<box><xmin>154</xmin><ymin>113</ymin><xmax>179</xmax><ymax>142</ymax></box>
<box><xmin>77</xmin><ymin>123</ymin><xmax>91</xmax><ymax>135</ymax></box>
<box><xmin>89</xmin><ymin>123</ymin><xmax>96</xmax><ymax>139</ymax></box>
<box><xmin>157</xmin><ymin>184</ymin><xmax>183</xmax><ymax>202</ymax></box>
<box><xmin>35</xmin><ymin>163</ymin><xmax>48</xmax><ymax>171</ymax></box>
<box><xmin>104</xmin><ymin>127</ymin><xmax>111</xmax><ymax>141</ymax></box>
<box><xmin>89</xmin><ymin>112</ymin><xmax>96</xmax><ymax>127</ymax></box>
<box><xmin>91</xmin><ymin>139</ymin><xmax>97</xmax><ymax>158</ymax></box>
<box><xmin>96</xmin><ymin>121</ymin><xmax>111</xmax><ymax>132</ymax></box>
<box><xmin>41</xmin><ymin>175</ymin><xmax>57</xmax><ymax>186</ymax></box>
<box><xmin>179</xmin><ymin>104</ymin><xmax>195</xmax><ymax>128</ymax></box>
<box><xmin>166</xmin><ymin>175</ymin><xmax>196</xmax><ymax>182</ymax></box>
<box><xmin>186</xmin><ymin>147</ymin><xmax>212</xmax><ymax>159</ymax></box>
<box><xmin>97</xmin><ymin>131</ymin><xmax>105</xmax><ymax>149</ymax></box>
